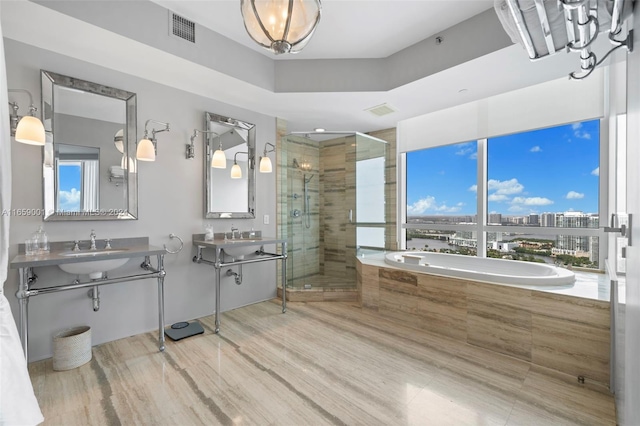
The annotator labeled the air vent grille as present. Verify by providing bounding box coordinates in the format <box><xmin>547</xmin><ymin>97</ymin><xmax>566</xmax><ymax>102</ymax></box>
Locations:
<box><xmin>365</xmin><ymin>103</ymin><xmax>397</xmax><ymax>117</ymax></box>
<box><xmin>171</xmin><ymin>12</ymin><xmax>195</xmax><ymax>43</ymax></box>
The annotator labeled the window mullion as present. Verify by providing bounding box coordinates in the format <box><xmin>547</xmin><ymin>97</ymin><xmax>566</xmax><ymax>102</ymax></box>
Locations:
<box><xmin>477</xmin><ymin>138</ymin><xmax>487</xmax><ymax>258</ymax></box>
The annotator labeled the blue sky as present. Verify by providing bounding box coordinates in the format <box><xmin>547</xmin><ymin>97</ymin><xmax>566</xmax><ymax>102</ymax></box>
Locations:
<box><xmin>406</xmin><ymin>119</ymin><xmax>600</xmax><ymax>216</ymax></box>
<box><xmin>58</xmin><ymin>163</ymin><xmax>81</xmax><ymax>211</ymax></box>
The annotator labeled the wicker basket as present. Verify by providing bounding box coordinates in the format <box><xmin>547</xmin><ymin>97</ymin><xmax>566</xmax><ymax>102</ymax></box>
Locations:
<box><xmin>52</xmin><ymin>326</ymin><xmax>92</xmax><ymax>371</ymax></box>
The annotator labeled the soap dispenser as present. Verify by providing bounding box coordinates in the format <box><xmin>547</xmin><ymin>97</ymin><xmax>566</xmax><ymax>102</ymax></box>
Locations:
<box><xmin>34</xmin><ymin>225</ymin><xmax>49</xmax><ymax>254</ymax></box>
<box><xmin>204</xmin><ymin>224</ymin><xmax>214</xmax><ymax>241</ymax></box>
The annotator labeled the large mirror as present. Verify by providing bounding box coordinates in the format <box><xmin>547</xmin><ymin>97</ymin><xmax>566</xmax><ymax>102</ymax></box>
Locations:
<box><xmin>41</xmin><ymin>70</ymin><xmax>137</xmax><ymax>221</ymax></box>
<box><xmin>204</xmin><ymin>112</ymin><xmax>255</xmax><ymax>219</ymax></box>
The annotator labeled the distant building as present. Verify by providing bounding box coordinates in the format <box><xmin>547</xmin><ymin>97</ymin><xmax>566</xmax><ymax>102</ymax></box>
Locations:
<box><xmin>541</xmin><ymin>213</ymin><xmax>555</xmax><ymax>227</ymax></box>
<box><xmin>528</xmin><ymin>214</ymin><xmax>539</xmax><ymax>225</ymax></box>
<box><xmin>490</xmin><ymin>241</ymin><xmax>519</xmax><ymax>252</ymax></box>
<box><xmin>488</xmin><ymin>213</ymin><xmax>502</xmax><ymax>225</ymax></box>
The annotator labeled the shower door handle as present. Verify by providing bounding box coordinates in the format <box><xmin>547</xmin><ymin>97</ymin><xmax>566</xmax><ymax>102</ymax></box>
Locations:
<box><xmin>348</xmin><ymin>209</ymin><xmax>353</xmax><ymax>223</ymax></box>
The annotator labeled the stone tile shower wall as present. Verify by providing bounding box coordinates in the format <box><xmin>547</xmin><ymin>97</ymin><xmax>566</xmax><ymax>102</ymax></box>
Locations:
<box><xmin>320</xmin><ymin>135</ymin><xmax>354</xmax><ymax>280</ymax></box>
<box><xmin>276</xmin><ymin>122</ymin><xmax>398</xmax><ymax>289</ymax></box>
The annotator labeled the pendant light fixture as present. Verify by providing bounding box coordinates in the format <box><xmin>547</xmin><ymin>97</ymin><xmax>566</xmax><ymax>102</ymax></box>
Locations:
<box><xmin>240</xmin><ymin>0</ymin><xmax>322</xmax><ymax>55</ymax></box>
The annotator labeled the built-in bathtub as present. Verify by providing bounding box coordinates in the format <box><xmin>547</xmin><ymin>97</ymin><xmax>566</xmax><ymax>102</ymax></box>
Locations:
<box><xmin>384</xmin><ymin>251</ymin><xmax>575</xmax><ymax>286</ymax></box>
<box><xmin>357</xmin><ymin>252</ymin><xmax>609</xmax><ymax>386</ymax></box>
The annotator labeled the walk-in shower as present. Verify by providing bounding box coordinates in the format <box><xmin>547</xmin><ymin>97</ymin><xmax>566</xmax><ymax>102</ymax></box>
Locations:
<box><xmin>278</xmin><ymin>132</ymin><xmax>388</xmax><ymax>291</ymax></box>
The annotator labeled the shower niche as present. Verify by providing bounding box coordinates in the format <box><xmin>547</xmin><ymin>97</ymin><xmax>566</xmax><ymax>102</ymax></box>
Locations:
<box><xmin>278</xmin><ymin>132</ymin><xmax>387</xmax><ymax>292</ymax></box>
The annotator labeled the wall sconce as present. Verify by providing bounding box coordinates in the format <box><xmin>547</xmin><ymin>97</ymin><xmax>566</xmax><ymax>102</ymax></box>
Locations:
<box><xmin>8</xmin><ymin>89</ymin><xmax>45</xmax><ymax>146</ymax></box>
<box><xmin>259</xmin><ymin>142</ymin><xmax>276</xmax><ymax>173</ymax></box>
<box><xmin>211</xmin><ymin>134</ymin><xmax>226</xmax><ymax>169</ymax></box>
<box><xmin>137</xmin><ymin>119</ymin><xmax>170</xmax><ymax>162</ymax></box>
<box><xmin>114</xmin><ymin>129</ymin><xmax>124</xmax><ymax>153</ymax></box>
<box><xmin>188</xmin><ymin>129</ymin><xmax>219</xmax><ymax>160</ymax></box>
<box><xmin>231</xmin><ymin>151</ymin><xmax>249</xmax><ymax>179</ymax></box>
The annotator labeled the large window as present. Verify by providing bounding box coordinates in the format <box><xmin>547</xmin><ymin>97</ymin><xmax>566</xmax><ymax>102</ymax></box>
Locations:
<box><xmin>406</xmin><ymin>141</ymin><xmax>478</xmax><ymax>225</ymax></box>
<box><xmin>405</xmin><ymin>119</ymin><xmax>601</xmax><ymax>268</ymax></box>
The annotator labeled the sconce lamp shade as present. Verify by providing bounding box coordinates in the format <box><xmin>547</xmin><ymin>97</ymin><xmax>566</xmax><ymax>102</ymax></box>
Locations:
<box><xmin>211</xmin><ymin>148</ymin><xmax>227</xmax><ymax>168</ymax></box>
<box><xmin>121</xmin><ymin>155</ymin><xmax>137</xmax><ymax>173</ymax></box>
<box><xmin>259</xmin><ymin>156</ymin><xmax>273</xmax><ymax>173</ymax></box>
<box><xmin>15</xmin><ymin>116</ymin><xmax>46</xmax><ymax>146</ymax></box>
<box><xmin>137</xmin><ymin>138</ymin><xmax>156</xmax><ymax>161</ymax></box>
<box><xmin>230</xmin><ymin>163</ymin><xmax>242</xmax><ymax>179</ymax></box>
<box><xmin>114</xmin><ymin>129</ymin><xmax>124</xmax><ymax>153</ymax></box>
<box><xmin>241</xmin><ymin>0</ymin><xmax>322</xmax><ymax>55</ymax></box>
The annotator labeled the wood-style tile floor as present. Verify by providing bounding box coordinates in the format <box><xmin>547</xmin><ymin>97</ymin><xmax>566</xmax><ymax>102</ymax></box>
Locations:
<box><xmin>29</xmin><ymin>301</ymin><xmax>616</xmax><ymax>425</ymax></box>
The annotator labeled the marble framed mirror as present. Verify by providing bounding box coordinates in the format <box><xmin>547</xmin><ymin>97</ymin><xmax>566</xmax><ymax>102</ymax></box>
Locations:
<box><xmin>41</xmin><ymin>70</ymin><xmax>137</xmax><ymax>221</ymax></box>
<box><xmin>204</xmin><ymin>112</ymin><xmax>256</xmax><ymax>219</ymax></box>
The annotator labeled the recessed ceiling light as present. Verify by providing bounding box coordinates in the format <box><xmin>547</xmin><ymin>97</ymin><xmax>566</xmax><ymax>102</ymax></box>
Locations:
<box><xmin>314</xmin><ymin>128</ymin><xmax>326</xmax><ymax>132</ymax></box>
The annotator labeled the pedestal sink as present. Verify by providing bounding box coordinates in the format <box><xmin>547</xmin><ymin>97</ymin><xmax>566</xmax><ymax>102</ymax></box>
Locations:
<box><xmin>58</xmin><ymin>249</ymin><xmax>129</xmax><ymax>279</ymax></box>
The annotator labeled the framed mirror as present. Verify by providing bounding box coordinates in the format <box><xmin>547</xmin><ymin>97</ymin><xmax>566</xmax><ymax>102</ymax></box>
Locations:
<box><xmin>41</xmin><ymin>70</ymin><xmax>137</xmax><ymax>221</ymax></box>
<box><xmin>204</xmin><ymin>112</ymin><xmax>255</xmax><ymax>219</ymax></box>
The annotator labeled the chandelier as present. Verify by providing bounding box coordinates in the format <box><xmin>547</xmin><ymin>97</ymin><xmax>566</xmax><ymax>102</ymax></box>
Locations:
<box><xmin>240</xmin><ymin>0</ymin><xmax>322</xmax><ymax>55</ymax></box>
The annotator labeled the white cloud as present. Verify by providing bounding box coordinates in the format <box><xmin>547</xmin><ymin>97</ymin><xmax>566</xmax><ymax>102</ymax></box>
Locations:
<box><xmin>468</xmin><ymin>184</ymin><xmax>477</xmax><ymax>192</ymax></box>
<box><xmin>530</xmin><ymin>146</ymin><xmax>542</xmax><ymax>153</ymax></box>
<box><xmin>488</xmin><ymin>194</ymin><xmax>509</xmax><ymax>202</ymax></box>
<box><xmin>591</xmin><ymin>167</ymin><xmax>599</xmax><ymax>176</ymax></box>
<box><xmin>572</xmin><ymin>123</ymin><xmax>582</xmax><ymax>130</ymax></box>
<box><xmin>566</xmin><ymin>191</ymin><xmax>585</xmax><ymax>199</ymax></box>
<box><xmin>455</xmin><ymin>147</ymin><xmax>473</xmax><ymax>156</ymax></box>
<box><xmin>407</xmin><ymin>196</ymin><xmax>463</xmax><ymax>215</ymax></box>
<box><xmin>508</xmin><ymin>205</ymin><xmax>525</xmax><ymax>212</ymax></box>
<box><xmin>59</xmin><ymin>188</ymin><xmax>80</xmax><ymax>211</ymax></box>
<box><xmin>511</xmin><ymin>196</ymin><xmax>554</xmax><ymax>206</ymax></box>
<box><xmin>487</xmin><ymin>178</ymin><xmax>524</xmax><ymax>195</ymax></box>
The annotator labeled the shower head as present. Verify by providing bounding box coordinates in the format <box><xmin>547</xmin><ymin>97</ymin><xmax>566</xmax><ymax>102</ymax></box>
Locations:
<box><xmin>293</xmin><ymin>158</ymin><xmax>300</xmax><ymax>168</ymax></box>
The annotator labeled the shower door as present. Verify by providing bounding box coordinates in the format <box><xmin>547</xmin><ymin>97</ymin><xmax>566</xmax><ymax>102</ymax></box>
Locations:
<box><xmin>279</xmin><ymin>133</ymin><xmax>387</xmax><ymax>290</ymax></box>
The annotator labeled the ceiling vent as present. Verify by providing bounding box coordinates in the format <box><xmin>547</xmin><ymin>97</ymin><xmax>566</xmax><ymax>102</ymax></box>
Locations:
<box><xmin>365</xmin><ymin>103</ymin><xmax>396</xmax><ymax>117</ymax></box>
<box><xmin>169</xmin><ymin>12</ymin><xmax>195</xmax><ymax>43</ymax></box>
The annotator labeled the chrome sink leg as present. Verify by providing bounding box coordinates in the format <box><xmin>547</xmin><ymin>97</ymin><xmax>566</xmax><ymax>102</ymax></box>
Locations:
<box><xmin>215</xmin><ymin>248</ymin><xmax>221</xmax><ymax>333</ymax></box>
<box><xmin>282</xmin><ymin>242</ymin><xmax>287</xmax><ymax>314</ymax></box>
<box><xmin>16</xmin><ymin>267</ymin><xmax>31</xmax><ymax>359</ymax></box>
<box><xmin>157</xmin><ymin>254</ymin><xmax>166</xmax><ymax>352</ymax></box>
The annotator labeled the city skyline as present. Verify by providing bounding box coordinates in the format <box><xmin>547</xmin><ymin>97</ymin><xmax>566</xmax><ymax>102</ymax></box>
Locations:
<box><xmin>406</xmin><ymin>120</ymin><xmax>600</xmax><ymax>216</ymax></box>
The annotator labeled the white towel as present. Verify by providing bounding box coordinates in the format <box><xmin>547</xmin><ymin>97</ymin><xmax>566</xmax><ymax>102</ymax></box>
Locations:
<box><xmin>0</xmin><ymin>3</ymin><xmax>44</xmax><ymax>424</ymax></box>
<box><xmin>109</xmin><ymin>165</ymin><xmax>124</xmax><ymax>178</ymax></box>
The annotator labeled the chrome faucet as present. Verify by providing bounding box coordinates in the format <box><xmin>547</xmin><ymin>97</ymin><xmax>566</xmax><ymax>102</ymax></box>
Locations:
<box><xmin>90</xmin><ymin>229</ymin><xmax>97</xmax><ymax>250</ymax></box>
<box><xmin>231</xmin><ymin>226</ymin><xmax>239</xmax><ymax>240</ymax></box>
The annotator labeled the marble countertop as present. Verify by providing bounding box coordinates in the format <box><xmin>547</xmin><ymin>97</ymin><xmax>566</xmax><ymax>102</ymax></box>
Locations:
<box><xmin>193</xmin><ymin>234</ymin><xmax>285</xmax><ymax>249</ymax></box>
<box><xmin>10</xmin><ymin>237</ymin><xmax>166</xmax><ymax>269</ymax></box>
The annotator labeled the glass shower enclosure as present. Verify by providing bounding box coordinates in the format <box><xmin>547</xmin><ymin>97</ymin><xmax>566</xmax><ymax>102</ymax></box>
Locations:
<box><xmin>278</xmin><ymin>132</ymin><xmax>387</xmax><ymax>290</ymax></box>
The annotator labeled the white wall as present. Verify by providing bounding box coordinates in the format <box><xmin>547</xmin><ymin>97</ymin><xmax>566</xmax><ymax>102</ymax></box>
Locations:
<box><xmin>5</xmin><ymin>39</ymin><xmax>278</xmax><ymax>362</ymax></box>
<box><xmin>620</xmin><ymin>11</ymin><xmax>640</xmax><ymax>425</ymax></box>
<box><xmin>397</xmin><ymin>70</ymin><xmax>605</xmax><ymax>153</ymax></box>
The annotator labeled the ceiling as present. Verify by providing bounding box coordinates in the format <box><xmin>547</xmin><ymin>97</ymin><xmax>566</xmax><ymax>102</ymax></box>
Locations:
<box><xmin>150</xmin><ymin>0</ymin><xmax>495</xmax><ymax>60</ymax></box>
<box><xmin>1</xmin><ymin>1</ymin><xmax>598</xmax><ymax>134</ymax></box>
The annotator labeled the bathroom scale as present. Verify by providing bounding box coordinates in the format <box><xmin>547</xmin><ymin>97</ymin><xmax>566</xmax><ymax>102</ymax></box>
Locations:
<box><xmin>164</xmin><ymin>321</ymin><xmax>205</xmax><ymax>341</ymax></box>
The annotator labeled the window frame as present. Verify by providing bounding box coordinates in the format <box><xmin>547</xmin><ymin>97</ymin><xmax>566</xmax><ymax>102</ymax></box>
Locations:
<box><xmin>401</xmin><ymin>119</ymin><xmax>608</xmax><ymax>270</ymax></box>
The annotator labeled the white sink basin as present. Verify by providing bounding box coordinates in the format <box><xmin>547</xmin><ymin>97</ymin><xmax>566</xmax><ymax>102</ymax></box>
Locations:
<box><xmin>222</xmin><ymin>245</ymin><xmax>259</xmax><ymax>260</ymax></box>
<box><xmin>59</xmin><ymin>249</ymin><xmax>128</xmax><ymax>257</ymax></box>
<box><xmin>58</xmin><ymin>250</ymin><xmax>129</xmax><ymax>279</ymax></box>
